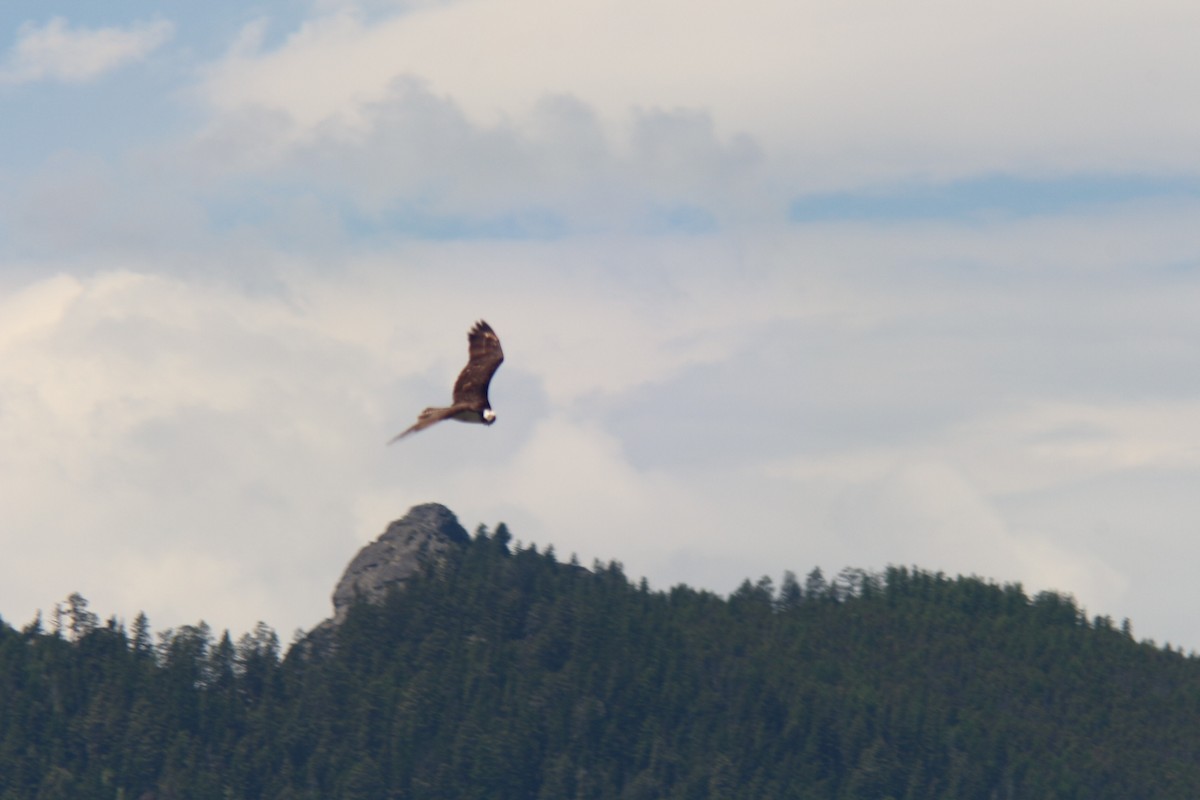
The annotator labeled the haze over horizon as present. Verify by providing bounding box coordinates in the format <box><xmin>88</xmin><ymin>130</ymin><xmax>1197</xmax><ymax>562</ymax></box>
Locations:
<box><xmin>4</xmin><ymin>0</ymin><xmax>1200</xmax><ymax>649</ymax></box>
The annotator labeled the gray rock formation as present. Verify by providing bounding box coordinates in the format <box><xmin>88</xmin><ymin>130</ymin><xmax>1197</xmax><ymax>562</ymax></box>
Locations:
<box><xmin>329</xmin><ymin>502</ymin><xmax>470</xmax><ymax>625</ymax></box>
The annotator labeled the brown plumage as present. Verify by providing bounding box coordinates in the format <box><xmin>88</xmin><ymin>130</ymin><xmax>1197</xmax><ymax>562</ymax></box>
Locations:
<box><xmin>389</xmin><ymin>320</ymin><xmax>504</xmax><ymax>442</ymax></box>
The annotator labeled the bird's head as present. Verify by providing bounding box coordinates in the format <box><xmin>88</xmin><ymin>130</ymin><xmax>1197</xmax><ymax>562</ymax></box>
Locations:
<box><xmin>482</xmin><ymin>409</ymin><xmax>496</xmax><ymax>425</ymax></box>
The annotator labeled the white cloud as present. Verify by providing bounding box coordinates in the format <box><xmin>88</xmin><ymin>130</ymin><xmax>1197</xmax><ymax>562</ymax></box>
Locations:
<box><xmin>768</xmin><ymin>395</ymin><xmax>1200</xmax><ymax>502</ymax></box>
<box><xmin>181</xmin><ymin>76</ymin><xmax>768</xmax><ymax>233</ymax></box>
<box><xmin>4</xmin><ymin>205</ymin><xmax>1200</xmax><ymax>649</ymax></box>
<box><xmin>0</xmin><ymin>259</ymin><xmax>772</xmax><ymax>636</ymax></box>
<box><xmin>1</xmin><ymin>17</ymin><xmax>174</xmax><ymax>85</ymax></box>
<box><xmin>412</xmin><ymin>415</ymin><xmax>714</xmax><ymax>565</ymax></box>
<box><xmin>5</xmin><ymin>0</ymin><xmax>1200</xmax><ymax>654</ymax></box>
<box><xmin>0</xmin><ymin>254</ymin><xmax>804</xmax><ymax>635</ymax></box>
<box><xmin>0</xmin><ymin>274</ymin><xmax>83</xmax><ymax>350</ymax></box>
<box><xmin>195</xmin><ymin>0</ymin><xmax>1200</xmax><ymax>187</ymax></box>
<box><xmin>0</xmin><ymin>270</ymin><xmax>376</xmax><ymax>635</ymax></box>
<box><xmin>763</xmin><ymin>392</ymin><xmax>1200</xmax><ymax>612</ymax></box>
<box><xmin>830</xmin><ymin>459</ymin><xmax>1129</xmax><ymax>607</ymax></box>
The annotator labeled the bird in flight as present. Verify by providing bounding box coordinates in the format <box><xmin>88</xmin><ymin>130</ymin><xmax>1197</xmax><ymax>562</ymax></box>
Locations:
<box><xmin>389</xmin><ymin>320</ymin><xmax>505</xmax><ymax>442</ymax></box>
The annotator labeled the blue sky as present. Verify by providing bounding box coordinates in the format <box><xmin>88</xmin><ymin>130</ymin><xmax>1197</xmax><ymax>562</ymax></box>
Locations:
<box><xmin>4</xmin><ymin>0</ymin><xmax>1200</xmax><ymax>651</ymax></box>
<box><xmin>789</xmin><ymin>174</ymin><xmax>1200</xmax><ymax>223</ymax></box>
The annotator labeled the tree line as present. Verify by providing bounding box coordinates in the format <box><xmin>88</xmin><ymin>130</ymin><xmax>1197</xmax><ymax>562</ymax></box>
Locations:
<box><xmin>3</xmin><ymin>523</ymin><xmax>1200</xmax><ymax>798</ymax></box>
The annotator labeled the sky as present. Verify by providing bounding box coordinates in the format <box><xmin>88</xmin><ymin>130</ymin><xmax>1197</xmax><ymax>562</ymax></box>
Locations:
<box><xmin>3</xmin><ymin>0</ymin><xmax>1200</xmax><ymax>650</ymax></box>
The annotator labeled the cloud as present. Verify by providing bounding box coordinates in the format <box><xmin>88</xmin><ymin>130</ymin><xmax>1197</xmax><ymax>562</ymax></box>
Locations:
<box><xmin>790</xmin><ymin>175</ymin><xmax>1200</xmax><ymax>224</ymax></box>
<box><xmin>423</xmin><ymin>415</ymin><xmax>714</xmax><ymax>565</ymax></box>
<box><xmin>1</xmin><ymin>151</ymin><xmax>210</xmax><ymax>260</ymax></box>
<box><xmin>5</xmin><ymin>0</ymin><xmax>1200</xmax><ymax>655</ymax></box>
<box><xmin>194</xmin><ymin>0</ymin><xmax>1200</xmax><ymax>188</ymax></box>
<box><xmin>0</xmin><ymin>270</ymin><xmax>379</xmax><ymax>635</ymax></box>
<box><xmin>0</xmin><ymin>258</ymin><xmax>773</xmax><ymax>636</ymax></box>
<box><xmin>829</xmin><ymin>459</ymin><xmax>1129</xmax><ymax>607</ymax></box>
<box><xmin>182</xmin><ymin>78</ymin><xmax>766</xmax><ymax>235</ymax></box>
<box><xmin>757</xmin><ymin>392</ymin><xmax>1200</xmax><ymax>638</ymax></box>
<box><xmin>0</xmin><ymin>254</ymin><xmax>806</xmax><ymax>635</ymax></box>
<box><xmin>1</xmin><ymin>17</ymin><xmax>174</xmax><ymax>85</ymax></box>
<box><xmin>0</xmin><ymin>273</ymin><xmax>83</xmax><ymax>350</ymax></box>
<box><xmin>3</xmin><ymin>206</ymin><xmax>1200</xmax><ymax>648</ymax></box>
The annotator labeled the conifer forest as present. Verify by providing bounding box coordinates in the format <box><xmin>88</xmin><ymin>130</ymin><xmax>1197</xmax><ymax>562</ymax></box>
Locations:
<box><xmin>4</xmin><ymin>524</ymin><xmax>1200</xmax><ymax>798</ymax></box>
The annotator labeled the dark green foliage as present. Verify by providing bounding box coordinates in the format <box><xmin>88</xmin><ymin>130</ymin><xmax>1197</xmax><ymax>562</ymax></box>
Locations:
<box><xmin>3</xmin><ymin>538</ymin><xmax>1200</xmax><ymax>798</ymax></box>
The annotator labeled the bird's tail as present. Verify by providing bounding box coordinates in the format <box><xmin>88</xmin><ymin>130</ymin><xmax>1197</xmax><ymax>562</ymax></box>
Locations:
<box><xmin>387</xmin><ymin>407</ymin><xmax>440</xmax><ymax>444</ymax></box>
<box><xmin>386</xmin><ymin>429</ymin><xmax>412</xmax><ymax>445</ymax></box>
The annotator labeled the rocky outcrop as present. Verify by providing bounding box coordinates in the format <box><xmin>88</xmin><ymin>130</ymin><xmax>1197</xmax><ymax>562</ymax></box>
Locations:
<box><xmin>325</xmin><ymin>502</ymin><xmax>470</xmax><ymax>625</ymax></box>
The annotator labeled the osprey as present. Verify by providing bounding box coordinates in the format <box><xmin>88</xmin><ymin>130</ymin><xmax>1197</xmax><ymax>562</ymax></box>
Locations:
<box><xmin>389</xmin><ymin>320</ymin><xmax>504</xmax><ymax>442</ymax></box>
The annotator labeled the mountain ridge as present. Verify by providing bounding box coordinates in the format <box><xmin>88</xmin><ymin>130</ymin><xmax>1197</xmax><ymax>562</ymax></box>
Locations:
<box><xmin>3</xmin><ymin>504</ymin><xmax>1200</xmax><ymax>798</ymax></box>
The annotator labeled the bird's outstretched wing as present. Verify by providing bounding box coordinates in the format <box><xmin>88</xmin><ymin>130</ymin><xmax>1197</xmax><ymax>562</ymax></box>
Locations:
<box><xmin>452</xmin><ymin>320</ymin><xmax>504</xmax><ymax>408</ymax></box>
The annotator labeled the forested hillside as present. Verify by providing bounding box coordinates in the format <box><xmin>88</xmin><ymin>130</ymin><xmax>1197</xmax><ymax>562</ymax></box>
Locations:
<box><xmin>4</xmin><ymin>523</ymin><xmax>1200</xmax><ymax>799</ymax></box>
